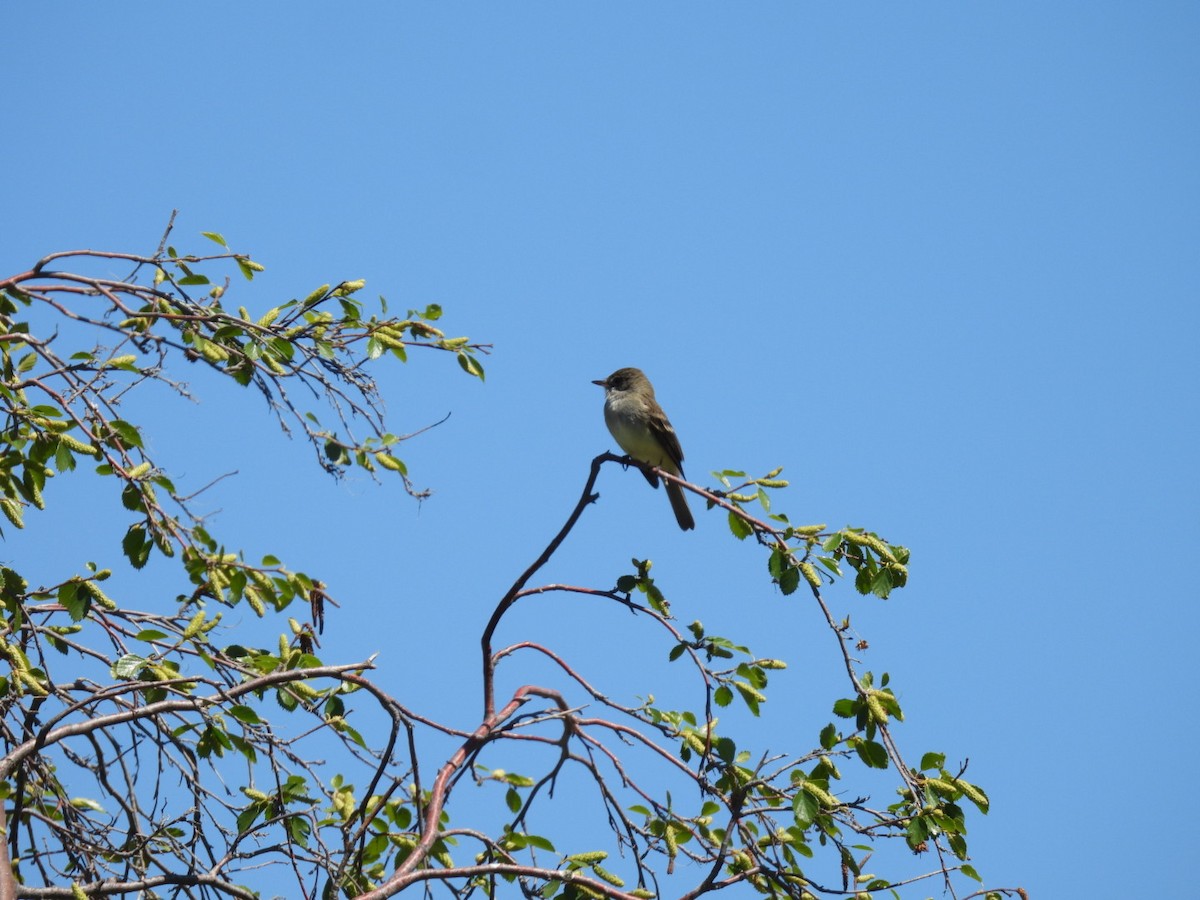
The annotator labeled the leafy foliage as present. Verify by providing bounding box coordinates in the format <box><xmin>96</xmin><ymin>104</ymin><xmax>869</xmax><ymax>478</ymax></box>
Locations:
<box><xmin>0</xmin><ymin>221</ymin><xmax>1020</xmax><ymax>900</ymax></box>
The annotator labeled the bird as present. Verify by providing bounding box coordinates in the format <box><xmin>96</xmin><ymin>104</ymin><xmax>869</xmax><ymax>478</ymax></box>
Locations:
<box><xmin>592</xmin><ymin>367</ymin><xmax>695</xmax><ymax>531</ymax></box>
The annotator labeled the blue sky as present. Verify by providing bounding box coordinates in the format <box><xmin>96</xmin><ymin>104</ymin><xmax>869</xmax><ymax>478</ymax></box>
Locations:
<box><xmin>4</xmin><ymin>3</ymin><xmax>1198</xmax><ymax>896</ymax></box>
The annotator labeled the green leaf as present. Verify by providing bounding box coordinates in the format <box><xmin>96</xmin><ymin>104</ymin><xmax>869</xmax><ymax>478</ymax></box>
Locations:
<box><xmin>793</xmin><ymin>790</ymin><xmax>819</xmax><ymax>828</ymax></box>
<box><xmin>324</xmin><ymin>440</ymin><xmax>345</xmax><ymax>464</ymax></box>
<box><xmin>58</xmin><ymin>580</ymin><xmax>89</xmax><ymax>622</ymax></box>
<box><xmin>906</xmin><ymin>814</ymin><xmax>930</xmax><ymax>847</ymax></box>
<box><xmin>738</xmin><ymin>662</ymin><xmax>766</xmax><ymax>689</ymax></box>
<box><xmin>615</xmin><ymin>574</ymin><xmax>637</xmax><ymax>592</ymax></box>
<box><xmin>525</xmin><ymin>834</ymin><xmax>555</xmax><ymax>852</ymax></box>
<box><xmin>122</xmin><ymin>524</ymin><xmax>151</xmax><ymax>569</ymax></box>
<box><xmin>121</xmin><ymin>483</ymin><xmax>146</xmax><ymax>512</ymax></box>
<box><xmin>307</xmin><ymin>700</ymin><xmax>338</xmax><ymax>734</ymax></box>
<box><xmin>333</xmin><ymin>719</ymin><xmax>368</xmax><ymax>749</ymax></box>
<box><xmin>960</xmin><ymin>864</ymin><xmax>981</xmax><ymax>882</ymax></box>
<box><xmin>733</xmin><ymin>682</ymin><xmax>762</xmax><ymax>716</ymax></box>
<box><xmin>778</xmin><ymin>566</ymin><xmax>800</xmax><ymax>595</ymax></box>
<box><xmin>645</xmin><ymin>583</ymin><xmax>668</xmax><ymax>614</ymax></box>
<box><xmin>816</xmin><ymin>555</ymin><xmax>842</xmax><ymax>577</ymax></box>
<box><xmin>854</xmin><ymin>739</ymin><xmax>889</xmax><ymax>769</ymax></box>
<box><xmin>870</xmin><ymin>568</ymin><xmax>894</xmax><ymax>599</ymax></box>
<box><xmin>229</xmin><ymin>705</ymin><xmax>262</xmax><ymax>725</ymax></box>
<box><xmin>236</xmin><ymin>803</ymin><xmax>263</xmax><ymax>833</ymax></box>
<box><xmin>178</xmin><ymin>274</ymin><xmax>210</xmax><ymax>286</ymax></box>
<box><xmin>832</xmin><ymin>698</ymin><xmax>857</xmax><ymax>718</ymax></box>
<box><xmin>714</xmin><ymin>685</ymin><xmax>733</xmax><ymax>707</ymax></box>
<box><xmin>269</xmin><ymin>337</ymin><xmax>295</xmax><ymax>361</ymax></box>
<box><xmin>225</xmin><ymin>733</ymin><xmax>255</xmax><ymax>762</ymax></box>
<box><xmin>373</xmin><ymin>452</ymin><xmax>407</xmax><ymax>475</ymax></box>
<box><xmin>112</xmin><ymin>653</ymin><xmax>147</xmax><ymax>679</ymax></box>
<box><xmin>714</xmin><ymin>736</ymin><xmax>736</xmax><ymax>764</ymax></box>
<box><xmin>920</xmin><ymin>751</ymin><xmax>945</xmax><ymax>771</ymax></box>
<box><xmin>152</xmin><ymin>474</ymin><xmax>177</xmax><ymax>493</ymax></box>
<box><xmin>727</xmin><ymin>511</ymin><xmax>753</xmax><ymax>540</ymax></box>
<box><xmin>767</xmin><ymin>548</ymin><xmax>786</xmax><ymax>579</ymax></box>
<box><xmin>855</xmin><ymin>567</ymin><xmax>873</xmax><ymax>594</ymax></box>
<box><xmin>456</xmin><ymin>351</ymin><xmax>485</xmax><ymax>380</ymax></box>
<box><xmin>135</xmin><ymin>629</ymin><xmax>168</xmax><ymax>641</ymax></box>
<box><xmin>506</xmin><ymin>787</ymin><xmax>521</xmax><ymax>813</ymax></box>
<box><xmin>819</xmin><ymin>723</ymin><xmax>838</xmax><ymax>750</ymax></box>
<box><xmin>55</xmin><ymin>441</ymin><xmax>77</xmax><ymax>472</ymax></box>
<box><xmin>202</xmin><ymin>231</ymin><xmax>228</xmax><ymax>247</ymax></box>
<box><xmin>948</xmin><ymin>831</ymin><xmax>967</xmax><ymax>859</ymax></box>
<box><xmin>391</xmin><ymin>806</ymin><xmax>412</xmax><ymax>831</ymax></box>
<box><xmin>109</xmin><ymin>420</ymin><xmax>144</xmax><ymax>449</ymax></box>
<box><xmin>505</xmin><ymin>832</ymin><xmax>528</xmax><ymax>850</ymax></box>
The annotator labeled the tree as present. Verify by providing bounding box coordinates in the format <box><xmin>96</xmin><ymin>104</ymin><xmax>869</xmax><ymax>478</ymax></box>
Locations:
<box><xmin>0</xmin><ymin>217</ymin><xmax>1023</xmax><ymax>899</ymax></box>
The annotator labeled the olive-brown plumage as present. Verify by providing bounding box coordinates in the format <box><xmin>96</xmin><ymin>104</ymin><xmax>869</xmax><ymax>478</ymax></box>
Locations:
<box><xmin>592</xmin><ymin>367</ymin><xmax>694</xmax><ymax>531</ymax></box>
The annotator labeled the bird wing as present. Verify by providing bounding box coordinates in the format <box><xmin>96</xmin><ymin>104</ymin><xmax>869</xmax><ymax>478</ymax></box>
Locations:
<box><xmin>650</xmin><ymin>415</ymin><xmax>685</xmax><ymax>475</ymax></box>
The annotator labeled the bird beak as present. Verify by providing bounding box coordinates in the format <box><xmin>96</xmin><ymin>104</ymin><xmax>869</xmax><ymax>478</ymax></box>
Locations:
<box><xmin>592</xmin><ymin>378</ymin><xmax>607</xmax><ymax>387</ymax></box>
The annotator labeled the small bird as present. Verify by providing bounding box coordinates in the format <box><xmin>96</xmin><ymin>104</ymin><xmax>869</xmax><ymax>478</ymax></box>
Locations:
<box><xmin>593</xmin><ymin>367</ymin><xmax>695</xmax><ymax>531</ymax></box>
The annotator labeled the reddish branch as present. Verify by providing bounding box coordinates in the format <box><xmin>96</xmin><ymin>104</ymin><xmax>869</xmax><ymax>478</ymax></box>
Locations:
<box><xmin>0</xmin><ymin>235</ymin><xmax>1018</xmax><ymax>898</ymax></box>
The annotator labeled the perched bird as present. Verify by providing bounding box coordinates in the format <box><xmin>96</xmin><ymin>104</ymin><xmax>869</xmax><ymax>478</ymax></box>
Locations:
<box><xmin>593</xmin><ymin>367</ymin><xmax>695</xmax><ymax>531</ymax></box>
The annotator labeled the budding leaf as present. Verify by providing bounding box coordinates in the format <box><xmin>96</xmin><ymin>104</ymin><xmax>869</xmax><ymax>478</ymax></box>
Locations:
<box><xmin>456</xmin><ymin>352</ymin><xmax>485</xmax><ymax>380</ymax></box>
<box><xmin>727</xmin><ymin>511</ymin><xmax>753</xmax><ymax>540</ymax></box>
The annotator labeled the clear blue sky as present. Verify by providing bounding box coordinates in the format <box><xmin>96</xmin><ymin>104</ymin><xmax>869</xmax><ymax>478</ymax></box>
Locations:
<box><xmin>4</xmin><ymin>3</ymin><xmax>1198</xmax><ymax>897</ymax></box>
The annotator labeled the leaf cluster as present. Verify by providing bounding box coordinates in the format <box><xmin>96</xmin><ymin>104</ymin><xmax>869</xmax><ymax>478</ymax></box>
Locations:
<box><xmin>0</xmin><ymin>227</ymin><xmax>1019</xmax><ymax>900</ymax></box>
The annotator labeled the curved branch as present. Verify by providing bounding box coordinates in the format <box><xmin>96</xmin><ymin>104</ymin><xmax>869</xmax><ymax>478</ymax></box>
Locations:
<box><xmin>481</xmin><ymin>456</ymin><xmax>607</xmax><ymax>718</ymax></box>
<box><xmin>0</xmin><ymin>663</ymin><xmax>374</xmax><ymax>782</ymax></box>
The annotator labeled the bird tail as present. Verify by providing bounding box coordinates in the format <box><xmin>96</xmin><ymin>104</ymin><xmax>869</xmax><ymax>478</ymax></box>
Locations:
<box><xmin>666</xmin><ymin>482</ymin><xmax>695</xmax><ymax>531</ymax></box>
